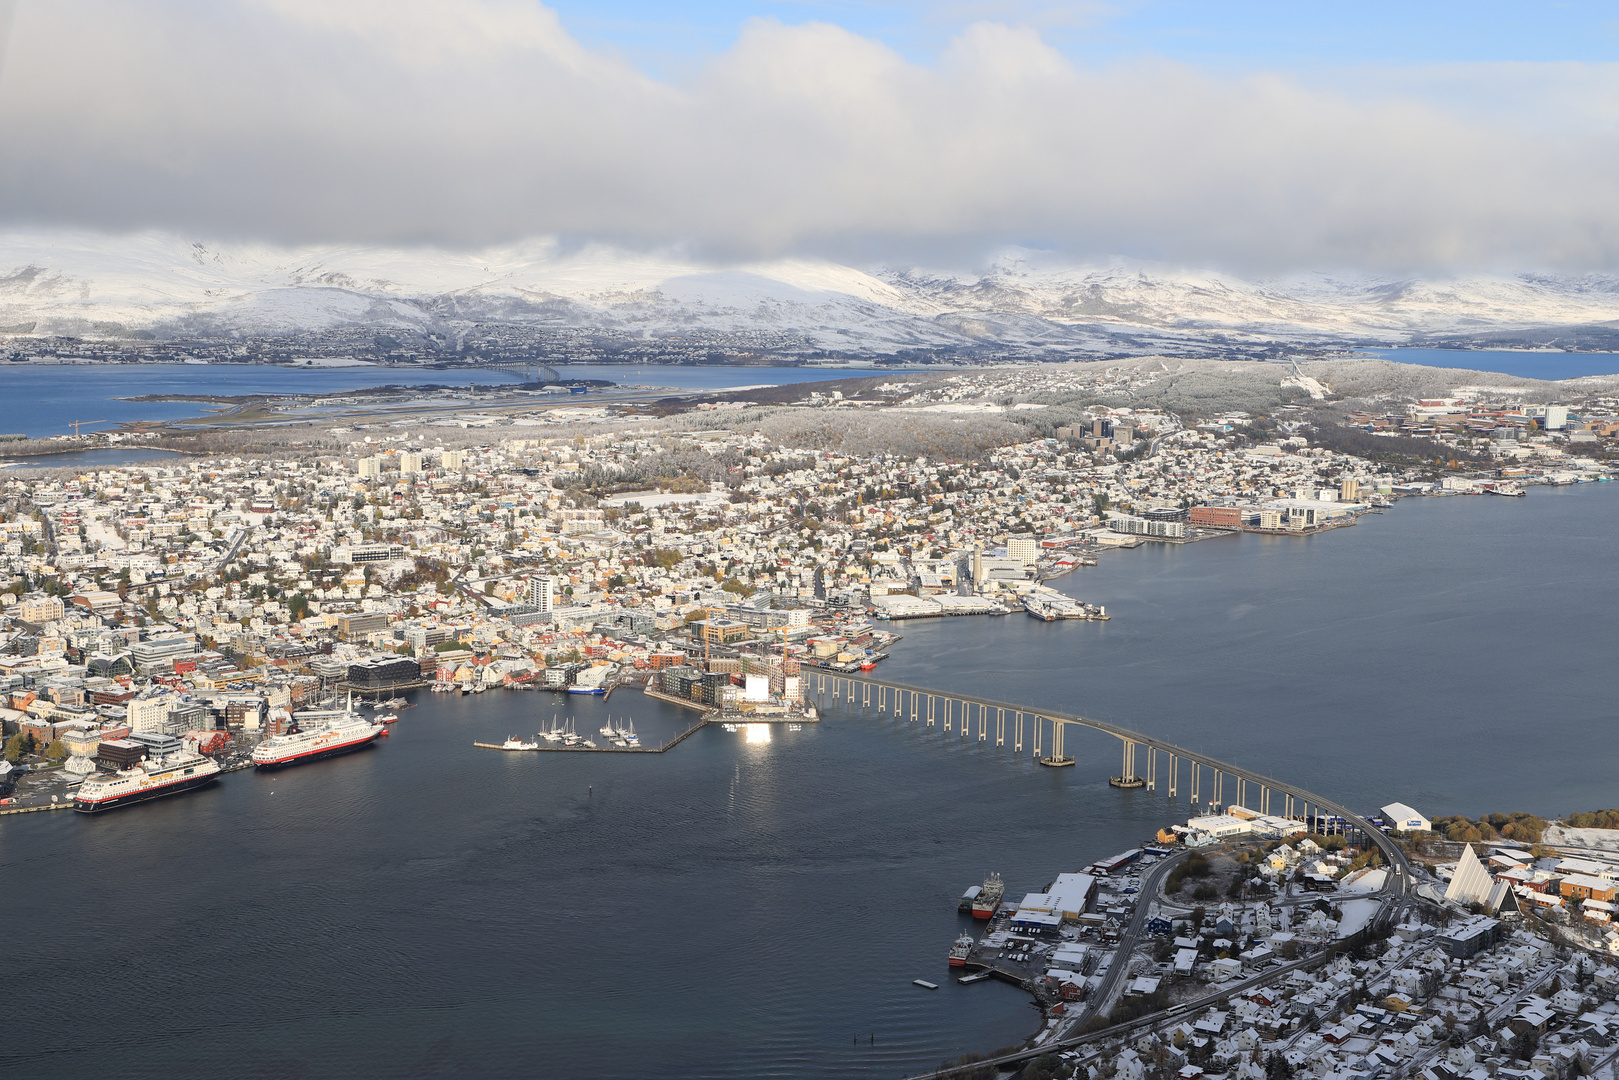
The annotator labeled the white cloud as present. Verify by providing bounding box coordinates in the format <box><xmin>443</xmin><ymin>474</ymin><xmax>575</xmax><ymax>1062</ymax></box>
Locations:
<box><xmin>0</xmin><ymin>0</ymin><xmax>1615</xmax><ymax>274</ymax></box>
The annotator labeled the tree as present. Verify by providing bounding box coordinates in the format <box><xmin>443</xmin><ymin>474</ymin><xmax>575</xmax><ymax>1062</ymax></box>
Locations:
<box><xmin>3</xmin><ymin>732</ymin><xmax>29</xmax><ymax>763</ymax></box>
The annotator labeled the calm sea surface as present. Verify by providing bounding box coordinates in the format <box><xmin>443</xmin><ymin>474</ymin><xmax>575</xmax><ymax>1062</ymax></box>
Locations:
<box><xmin>1363</xmin><ymin>348</ymin><xmax>1619</xmax><ymax>381</ymax></box>
<box><xmin>0</xmin><ymin>363</ymin><xmax>871</xmax><ymax>440</ymax></box>
<box><xmin>2</xmin><ymin>484</ymin><xmax>1615</xmax><ymax>1079</ymax></box>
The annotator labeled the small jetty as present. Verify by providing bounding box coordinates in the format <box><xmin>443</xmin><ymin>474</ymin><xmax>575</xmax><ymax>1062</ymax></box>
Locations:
<box><xmin>473</xmin><ymin>715</ymin><xmax>708</xmax><ymax>755</ymax></box>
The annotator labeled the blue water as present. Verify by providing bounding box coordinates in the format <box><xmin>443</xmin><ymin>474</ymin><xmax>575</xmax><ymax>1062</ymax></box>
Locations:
<box><xmin>2</xmin><ymin>483</ymin><xmax>1615</xmax><ymax>1079</ymax></box>
<box><xmin>0</xmin><ymin>363</ymin><xmax>877</xmax><ymax>439</ymax></box>
<box><xmin>1</xmin><ymin>447</ymin><xmax>194</xmax><ymax>471</ymax></box>
<box><xmin>1363</xmin><ymin>348</ymin><xmax>1619</xmax><ymax>381</ymax></box>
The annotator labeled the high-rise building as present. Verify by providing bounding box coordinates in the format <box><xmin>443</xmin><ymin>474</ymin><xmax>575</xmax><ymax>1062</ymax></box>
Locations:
<box><xmin>1006</xmin><ymin>535</ymin><xmax>1039</xmax><ymax>566</ymax></box>
<box><xmin>398</xmin><ymin>452</ymin><xmax>423</xmax><ymax>476</ymax></box>
<box><xmin>357</xmin><ymin>456</ymin><xmax>382</xmax><ymax>480</ymax></box>
<box><xmin>527</xmin><ymin>575</ymin><xmax>554</xmax><ymax>613</ymax></box>
<box><xmin>1544</xmin><ymin>405</ymin><xmax>1569</xmax><ymax>431</ymax></box>
<box><xmin>440</xmin><ymin>449</ymin><xmax>465</xmax><ymax>471</ymax></box>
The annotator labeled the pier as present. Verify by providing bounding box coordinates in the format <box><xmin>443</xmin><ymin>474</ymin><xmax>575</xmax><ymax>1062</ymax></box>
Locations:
<box><xmin>472</xmin><ymin>712</ymin><xmax>711</xmax><ymax>754</ymax></box>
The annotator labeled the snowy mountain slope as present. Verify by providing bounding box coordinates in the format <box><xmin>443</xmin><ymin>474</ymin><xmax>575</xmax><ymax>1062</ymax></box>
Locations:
<box><xmin>2</xmin><ymin>231</ymin><xmax>1617</xmax><ymax>351</ymax></box>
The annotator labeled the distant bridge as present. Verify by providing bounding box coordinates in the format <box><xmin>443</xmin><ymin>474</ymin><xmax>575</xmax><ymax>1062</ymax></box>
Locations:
<box><xmin>808</xmin><ymin>670</ymin><xmax>1410</xmax><ymax>884</ymax></box>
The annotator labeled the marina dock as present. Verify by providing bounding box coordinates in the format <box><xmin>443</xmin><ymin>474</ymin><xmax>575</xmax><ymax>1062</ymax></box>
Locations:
<box><xmin>472</xmin><ymin>713</ymin><xmax>711</xmax><ymax>755</ymax></box>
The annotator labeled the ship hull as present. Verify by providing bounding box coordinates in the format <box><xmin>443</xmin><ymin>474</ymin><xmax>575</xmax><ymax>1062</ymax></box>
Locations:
<box><xmin>254</xmin><ymin>731</ymin><xmax>381</xmax><ymax>770</ymax></box>
<box><xmin>74</xmin><ymin>771</ymin><xmax>218</xmax><ymax>813</ymax></box>
<box><xmin>971</xmin><ymin>904</ymin><xmax>998</xmax><ymax>920</ymax></box>
<box><xmin>566</xmin><ymin>687</ymin><xmax>606</xmax><ymax>695</ymax></box>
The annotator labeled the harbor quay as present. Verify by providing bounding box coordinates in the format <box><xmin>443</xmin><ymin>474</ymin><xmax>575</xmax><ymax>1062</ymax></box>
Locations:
<box><xmin>3</xmin><ymin>361</ymin><xmax>1610</xmax><ymax>812</ymax></box>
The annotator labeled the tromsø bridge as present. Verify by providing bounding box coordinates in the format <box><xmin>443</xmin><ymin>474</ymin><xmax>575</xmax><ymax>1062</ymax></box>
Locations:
<box><xmin>807</xmin><ymin>669</ymin><xmax>1407</xmax><ymax>875</ymax></box>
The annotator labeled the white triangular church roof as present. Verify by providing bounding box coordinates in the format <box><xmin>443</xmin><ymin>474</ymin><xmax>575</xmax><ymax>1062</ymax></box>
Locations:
<box><xmin>1445</xmin><ymin>844</ymin><xmax>1496</xmax><ymax>908</ymax></box>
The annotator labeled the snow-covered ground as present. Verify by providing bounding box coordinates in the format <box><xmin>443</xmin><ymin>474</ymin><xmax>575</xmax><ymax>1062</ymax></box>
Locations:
<box><xmin>1335</xmin><ymin>867</ymin><xmax>1388</xmax><ymax>937</ymax></box>
<box><xmin>4</xmin><ymin>230</ymin><xmax>1619</xmax><ymax>351</ymax></box>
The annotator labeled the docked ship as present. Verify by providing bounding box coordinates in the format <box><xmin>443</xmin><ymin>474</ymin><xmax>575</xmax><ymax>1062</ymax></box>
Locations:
<box><xmin>74</xmin><ymin>747</ymin><xmax>221</xmax><ymax>813</ymax></box>
<box><xmin>972</xmin><ymin>873</ymin><xmax>1005</xmax><ymax>919</ymax></box>
<box><xmin>568</xmin><ymin>664</ymin><xmax>614</xmax><ymax>695</ymax></box>
<box><xmin>251</xmin><ymin>706</ymin><xmax>384</xmax><ymax>769</ymax></box>
<box><xmin>948</xmin><ymin>933</ymin><xmax>975</xmax><ymax>967</ymax></box>
<box><xmin>1022</xmin><ymin>592</ymin><xmax>1108</xmax><ymax>622</ymax></box>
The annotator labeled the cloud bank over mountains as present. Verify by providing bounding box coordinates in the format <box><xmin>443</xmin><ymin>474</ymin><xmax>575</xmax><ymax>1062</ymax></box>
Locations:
<box><xmin>0</xmin><ymin>0</ymin><xmax>1617</xmax><ymax>275</ymax></box>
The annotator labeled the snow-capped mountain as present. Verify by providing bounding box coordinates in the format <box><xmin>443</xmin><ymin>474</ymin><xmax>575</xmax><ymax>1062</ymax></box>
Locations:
<box><xmin>2</xmin><ymin>231</ymin><xmax>1617</xmax><ymax>355</ymax></box>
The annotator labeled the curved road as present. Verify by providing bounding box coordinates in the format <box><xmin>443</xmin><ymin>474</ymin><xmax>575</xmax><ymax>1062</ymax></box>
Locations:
<box><xmin>810</xmin><ymin>672</ymin><xmax>1417</xmax><ymax>1079</ymax></box>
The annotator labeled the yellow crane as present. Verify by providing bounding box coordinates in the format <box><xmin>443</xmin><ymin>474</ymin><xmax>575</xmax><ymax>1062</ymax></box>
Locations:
<box><xmin>68</xmin><ymin>419</ymin><xmax>111</xmax><ymax>437</ymax></box>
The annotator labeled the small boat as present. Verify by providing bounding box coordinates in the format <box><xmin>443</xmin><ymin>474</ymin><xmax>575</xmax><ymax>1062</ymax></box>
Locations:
<box><xmin>913</xmin><ymin>980</ymin><xmax>939</xmax><ymax>990</ymax></box>
<box><xmin>374</xmin><ymin>713</ymin><xmax>399</xmax><ymax>725</ymax></box>
<box><xmin>599</xmin><ymin>722</ymin><xmax>620</xmax><ymax>738</ymax></box>
<box><xmin>623</xmin><ymin>720</ymin><xmax>640</xmax><ymax>748</ymax></box>
<box><xmin>581</xmin><ymin>739</ymin><xmax>597</xmax><ymax>749</ymax></box>
<box><xmin>948</xmin><ymin>933</ymin><xmax>974</xmax><ymax>967</ymax></box>
<box><xmin>501</xmin><ymin>737</ymin><xmax>539</xmax><ymax>751</ymax></box>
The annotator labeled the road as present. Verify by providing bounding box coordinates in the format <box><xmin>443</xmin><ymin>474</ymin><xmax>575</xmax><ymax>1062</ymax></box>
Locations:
<box><xmin>904</xmin><ymin>845</ymin><xmax>1415</xmax><ymax>1080</ymax></box>
<box><xmin>1391</xmin><ymin>961</ymin><xmax>1560</xmax><ymax>1079</ymax></box>
<box><xmin>1055</xmin><ymin>850</ymin><xmax>1191</xmax><ymax>1037</ymax></box>
<box><xmin>823</xmin><ymin>671</ymin><xmax>1416</xmax><ymax>906</ymax></box>
<box><xmin>904</xmin><ymin>947</ymin><xmax>1344</xmax><ymax>1080</ymax></box>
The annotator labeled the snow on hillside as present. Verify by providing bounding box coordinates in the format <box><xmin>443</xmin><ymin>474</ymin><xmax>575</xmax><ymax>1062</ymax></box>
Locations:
<box><xmin>2</xmin><ymin>231</ymin><xmax>1618</xmax><ymax>351</ymax></box>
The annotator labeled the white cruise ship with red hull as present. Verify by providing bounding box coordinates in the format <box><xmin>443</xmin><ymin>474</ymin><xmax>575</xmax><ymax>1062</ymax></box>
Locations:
<box><xmin>252</xmin><ymin>709</ymin><xmax>384</xmax><ymax>770</ymax></box>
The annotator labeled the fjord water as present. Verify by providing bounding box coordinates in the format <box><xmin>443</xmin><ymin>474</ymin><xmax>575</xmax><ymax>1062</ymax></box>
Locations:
<box><xmin>3</xmin><ymin>485</ymin><xmax>1615</xmax><ymax>1079</ymax></box>
<box><xmin>0</xmin><ymin>363</ymin><xmax>866</xmax><ymax>439</ymax></box>
<box><xmin>1363</xmin><ymin>348</ymin><xmax>1619</xmax><ymax>381</ymax></box>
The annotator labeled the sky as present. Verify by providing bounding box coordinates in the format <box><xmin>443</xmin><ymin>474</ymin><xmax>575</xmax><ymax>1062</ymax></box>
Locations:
<box><xmin>0</xmin><ymin>0</ymin><xmax>1617</xmax><ymax>275</ymax></box>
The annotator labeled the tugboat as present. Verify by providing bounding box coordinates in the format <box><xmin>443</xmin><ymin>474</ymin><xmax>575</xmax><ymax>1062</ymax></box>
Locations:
<box><xmin>971</xmin><ymin>873</ymin><xmax>1005</xmax><ymax>920</ymax></box>
<box><xmin>948</xmin><ymin>933</ymin><xmax>974</xmax><ymax>967</ymax></box>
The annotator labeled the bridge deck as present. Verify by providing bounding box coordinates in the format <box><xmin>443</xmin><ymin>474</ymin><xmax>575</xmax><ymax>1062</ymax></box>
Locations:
<box><xmin>812</xmin><ymin>671</ymin><xmax>1408</xmax><ymax>876</ymax></box>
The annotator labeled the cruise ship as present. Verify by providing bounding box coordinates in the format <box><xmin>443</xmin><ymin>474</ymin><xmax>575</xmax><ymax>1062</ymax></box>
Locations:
<box><xmin>251</xmin><ymin>707</ymin><xmax>384</xmax><ymax>769</ymax></box>
<box><xmin>74</xmin><ymin>747</ymin><xmax>221</xmax><ymax>813</ymax></box>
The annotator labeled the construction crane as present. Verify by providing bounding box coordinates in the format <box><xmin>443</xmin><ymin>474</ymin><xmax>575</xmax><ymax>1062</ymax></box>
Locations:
<box><xmin>68</xmin><ymin>419</ymin><xmax>111</xmax><ymax>437</ymax></box>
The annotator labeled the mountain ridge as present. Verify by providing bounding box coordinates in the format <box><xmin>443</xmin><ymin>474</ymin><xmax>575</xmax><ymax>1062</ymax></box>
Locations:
<box><xmin>4</xmin><ymin>231</ymin><xmax>1619</xmax><ymax>357</ymax></box>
